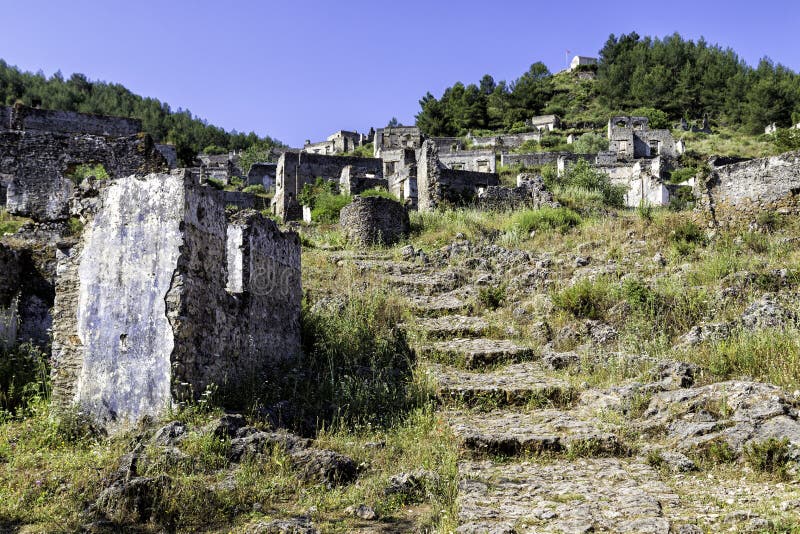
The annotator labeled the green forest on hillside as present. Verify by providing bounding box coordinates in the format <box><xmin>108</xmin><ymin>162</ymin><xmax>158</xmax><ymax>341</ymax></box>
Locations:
<box><xmin>0</xmin><ymin>60</ymin><xmax>284</xmax><ymax>165</ymax></box>
<box><xmin>415</xmin><ymin>32</ymin><xmax>800</xmax><ymax>137</ymax></box>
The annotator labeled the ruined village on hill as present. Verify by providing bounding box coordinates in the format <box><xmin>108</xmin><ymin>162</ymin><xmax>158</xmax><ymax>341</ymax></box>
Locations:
<box><xmin>3</xmin><ymin>52</ymin><xmax>800</xmax><ymax>532</ymax></box>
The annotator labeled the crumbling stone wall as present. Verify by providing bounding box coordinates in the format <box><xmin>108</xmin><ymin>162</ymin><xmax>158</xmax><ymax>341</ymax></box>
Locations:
<box><xmin>155</xmin><ymin>144</ymin><xmax>178</xmax><ymax>168</ymax></box>
<box><xmin>500</xmin><ymin>152</ymin><xmax>593</xmax><ymax>168</ymax></box>
<box><xmin>439</xmin><ymin>150</ymin><xmax>496</xmax><ymax>173</ymax></box>
<box><xmin>417</xmin><ymin>140</ymin><xmax>499</xmax><ymax>212</ymax></box>
<box><xmin>2</xmin><ymin>105</ymin><xmax>141</xmax><ymax>137</ymax></box>
<box><xmin>51</xmin><ymin>171</ymin><xmax>301</xmax><ymax>428</ymax></box>
<box><xmin>339</xmin><ymin>165</ymin><xmax>388</xmax><ymax>195</ymax></box>
<box><xmin>696</xmin><ymin>151</ymin><xmax>800</xmax><ymax>224</ymax></box>
<box><xmin>0</xmin><ymin>130</ymin><xmax>168</xmax><ymax>221</ymax></box>
<box><xmin>469</xmin><ymin>132</ymin><xmax>541</xmax><ymax>150</ymax></box>
<box><xmin>247</xmin><ymin>163</ymin><xmax>277</xmax><ymax>188</ymax></box>
<box><xmin>340</xmin><ymin>196</ymin><xmax>410</xmax><ymax>246</ymax></box>
<box><xmin>607</xmin><ymin>116</ymin><xmax>679</xmax><ymax>160</ymax></box>
<box><xmin>272</xmin><ymin>152</ymin><xmax>383</xmax><ymax>220</ymax></box>
<box><xmin>477</xmin><ymin>174</ymin><xmax>559</xmax><ymax>211</ymax></box>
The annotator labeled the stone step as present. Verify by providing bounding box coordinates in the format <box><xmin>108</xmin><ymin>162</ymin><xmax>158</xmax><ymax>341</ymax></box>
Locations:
<box><xmin>417</xmin><ymin>338</ymin><xmax>534</xmax><ymax>369</ymax></box>
<box><xmin>415</xmin><ymin>315</ymin><xmax>489</xmax><ymax>339</ymax></box>
<box><xmin>387</xmin><ymin>271</ymin><xmax>465</xmax><ymax>296</ymax></box>
<box><xmin>428</xmin><ymin>362</ymin><xmax>577</xmax><ymax>408</ymax></box>
<box><xmin>446</xmin><ymin>409</ymin><xmax>624</xmax><ymax>457</ymax></box>
<box><xmin>408</xmin><ymin>293</ymin><xmax>469</xmax><ymax>317</ymax></box>
<box><xmin>457</xmin><ymin>458</ymin><xmax>679</xmax><ymax>533</ymax></box>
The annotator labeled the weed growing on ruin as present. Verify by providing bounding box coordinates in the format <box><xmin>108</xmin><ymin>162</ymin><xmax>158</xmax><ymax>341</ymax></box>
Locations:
<box><xmin>684</xmin><ymin>328</ymin><xmax>800</xmax><ymax>390</ymax></box>
<box><xmin>0</xmin><ymin>342</ymin><xmax>50</xmax><ymax>419</ymax></box>
<box><xmin>510</xmin><ymin>206</ymin><xmax>581</xmax><ymax>235</ymax></box>
<box><xmin>0</xmin><ymin>209</ymin><xmax>29</xmax><ymax>235</ymax></box>
<box><xmin>552</xmin><ymin>277</ymin><xmax>612</xmax><ymax>320</ymax></box>
<box><xmin>298</xmin><ymin>290</ymin><xmax>415</xmax><ymax>428</ymax></box>
<box><xmin>475</xmin><ymin>284</ymin><xmax>507</xmax><ymax>311</ymax></box>
<box><xmin>744</xmin><ymin>438</ymin><xmax>792</xmax><ymax>478</ymax></box>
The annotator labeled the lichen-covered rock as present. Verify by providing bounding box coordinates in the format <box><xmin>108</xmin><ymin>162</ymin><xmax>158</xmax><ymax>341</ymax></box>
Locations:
<box><xmin>447</xmin><ymin>409</ymin><xmax>623</xmax><ymax>456</ymax></box>
<box><xmin>94</xmin><ymin>475</ymin><xmax>171</xmax><ymax>524</ymax></box>
<box><xmin>243</xmin><ymin>517</ymin><xmax>319</xmax><ymax>534</ymax></box>
<box><xmin>639</xmin><ymin>380</ymin><xmax>800</xmax><ymax>456</ymax></box>
<box><xmin>339</xmin><ymin>195</ymin><xmax>410</xmax><ymax>246</ymax></box>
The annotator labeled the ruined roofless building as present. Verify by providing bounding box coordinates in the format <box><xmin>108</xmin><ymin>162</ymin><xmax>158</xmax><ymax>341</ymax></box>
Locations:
<box><xmin>607</xmin><ymin>116</ymin><xmax>679</xmax><ymax>161</ymax></box>
<box><xmin>51</xmin><ymin>170</ymin><xmax>302</xmax><ymax>429</ymax></box>
<box><xmin>373</xmin><ymin>126</ymin><xmax>423</xmax><ymax>158</ymax></box>
<box><xmin>303</xmin><ymin>130</ymin><xmax>369</xmax><ymax>155</ymax></box>
<box><xmin>271</xmin><ymin>151</ymin><xmax>385</xmax><ymax>220</ymax></box>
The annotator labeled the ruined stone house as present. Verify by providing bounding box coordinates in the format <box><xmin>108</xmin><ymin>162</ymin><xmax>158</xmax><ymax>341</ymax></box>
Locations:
<box><xmin>383</xmin><ymin>148</ymin><xmax>418</xmax><ymax>208</ymax></box>
<box><xmin>51</xmin><ymin>170</ymin><xmax>302</xmax><ymax>428</ymax></box>
<box><xmin>373</xmin><ymin>126</ymin><xmax>423</xmax><ymax>158</ymax></box>
<box><xmin>247</xmin><ymin>162</ymin><xmax>277</xmax><ymax>189</ymax></box>
<box><xmin>271</xmin><ymin>151</ymin><xmax>385</xmax><ymax>220</ymax></box>
<box><xmin>527</xmin><ymin>114</ymin><xmax>561</xmax><ymax>132</ymax></box>
<box><xmin>439</xmin><ymin>150</ymin><xmax>496</xmax><ymax>173</ymax></box>
<box><xmin>198</xmin><ymin>152</ymin><xmax>244</xmax><ymax>184</ymax></box>
<box><xmin>607</xmin><ymin>116</ymin><xmax>680</xmax><ymax>161</ymax></box>
<box><xmin>303</xmin><ymin>130</ymin><xmax>369</xmax><ymax>155</ymax></box>
<box><xmin>0</xmin><ymin>105</ymin><xmax>170</xmax><ymax>347</ymax></box>
<box><xmin>695</xmin><ymin>151</ymin><xmax>800</xmax><ymax>224</ymax></box>
<box><xmin>417</xmin><ymin>140</ymin><xmax>500</xmax><ymax>212</ymax></box>
<box><xmin>467</xmin><ymin>131</ymin><xmax>542</xmax><ymax>150</ymax></box>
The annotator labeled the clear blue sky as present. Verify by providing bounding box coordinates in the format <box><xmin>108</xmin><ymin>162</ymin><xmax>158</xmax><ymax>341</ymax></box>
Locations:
<box><xmin>0</xmin><ymin>0</ymin><xmax>797</xmax><ymax>147</ymax></box>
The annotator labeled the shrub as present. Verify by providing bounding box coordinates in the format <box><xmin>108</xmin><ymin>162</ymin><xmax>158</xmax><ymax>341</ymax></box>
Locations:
<box><xmin>0</xmin><ymin>209</ymin><xmax>28</xmax><ymax>235</ymax></box>
<box><xmin>0</xmin><ymin>343</ymin><xmax>50</xmax><ymax>418</ymax></box>
<box><xmin>359</xmin><ymin>187</ymin><xmax>399</xmax><ymax>201</ymax></box>
<box><xmin>310</xmin><ymin>191</ymin><xmax>351</xmax><ymax>224</ymax></box>
<box><xmin>636</xmin><ymin>200</ymin><xmax>654</xmax><ymax>224</ymax></box>
<box><xmin>298</xmin><ymin>291</ymin><xmax>415</xmax><ymax>427</ymax></box>
<box><xmin>475</xmin><ymin>285</ymin><xmax>506</xmax><ymax>311</ymax></box>
<box><xmin>629</xmin><ymin>107</ymin><xmax>670</xmax><ymax>129</ymax></box>
<box><xmin>298</xmin><ymin>178</ymin><xmax>352</xmax><ymax>223</ymax></box>
<box><xmin>572</xmin><ymin>132</ymin><xmax>609</xmax><ymax>154</ymax></box>
<box><xmin>756</xmin><ymin>211</ymin><xmax>781</xmax><ymax>232</ymax></box>
<box><xmin>202</xmin><ymin>144</ymin><xmax>227</xmax><ymax>155</ymax></box>
<box><xmin>242</xmin><ymin>184</ymin><xmax>267</xmax><ymax>195</ymax></box>
<box><xmin>552</xmin><ymin>278</ymin><xmax>612</xmax><ymax>319</ymax></box>
<box><xmin>510</xmin><ymin>207</ymin><xmax>581</xmax><ymax>234</ymax></box>
<box><xmin>670</xmin><ymin>220</ymin><xmax>706</xmax><ymax>246</ymax></box>
<box><xmin>65</xmin><ymin>163</ymin><xmax>109</xmax><ymax>183</ymax></box>
<box><xmin>553</xmin><ymin>159</ymin><xmax>626</xmax><ymax>208</ymax></box>
<box><xmin>669</xmin><ymin>167</ymin><xmax>697</xmax><ymax>184</ymax></box>
<box><xmin>204</xmin><ymin>177</ymin><xmax>225</xmax><ymax>190</ymax></box>
<box><xmin>744</xmin><ymin>438</ymin><xmax>791</xmax><ymax>477</ymax></box>
<box><xmin>773</xmin><ymin>128</ymin><xmax>800</xmax><ymax>151</ymax></box>
<box><xmin>668</xmin><ymin>187</ymin><xmax>695</xmax><ymax>212</ymax></box>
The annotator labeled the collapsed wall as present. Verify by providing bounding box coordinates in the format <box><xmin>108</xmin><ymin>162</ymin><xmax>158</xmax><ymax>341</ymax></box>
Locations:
<box><xmin>417</xmin><ymin>140</ymin><xmax>500</xmax><ymax>212</ymax></box>
<box><xmin>51</xmin><ymin>171</ymin><xmax>302</xmax><ymax>428</ymax></box>
<box><xmin>2</xmin><ymin>104</ymin><xmax>142</xmax><ymax>137</ymax></box>
<box><xmin>1</xmin><ymin>131</ymin><xmax>168</xmax><ymax>220</ymax></box>
<box><xmin>696</xmin><ymin>151</ymin><xmax>800</xmax><ymax>224</ymax></box>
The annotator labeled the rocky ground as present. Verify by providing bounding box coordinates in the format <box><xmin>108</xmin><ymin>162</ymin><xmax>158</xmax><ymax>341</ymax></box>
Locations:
<box><xmin>305</xmin><ymin>208</ymin><xmax>800</xmax><ymax>533</ymax></box>
<box><xmin>4</xmin><ymin>209</ymin><xmax>800</xmax><ymax>533</ymax></box>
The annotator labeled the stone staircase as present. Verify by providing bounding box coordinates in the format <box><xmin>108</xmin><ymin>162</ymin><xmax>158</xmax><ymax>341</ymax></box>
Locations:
<box><xmin>403</xmin><ymin>269</ymin><xmax>680</xmax><ymax>533</ymax></box>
